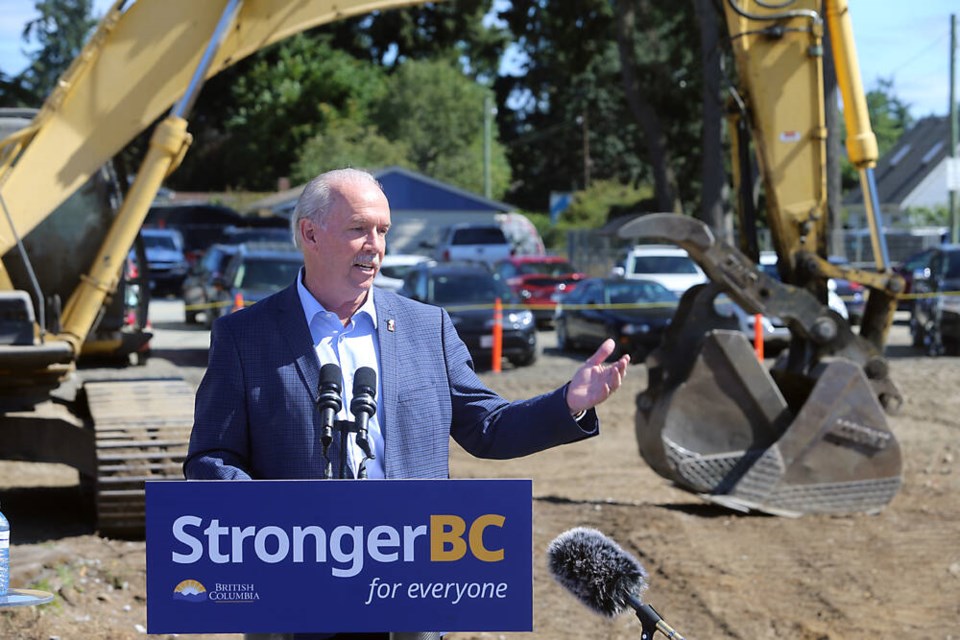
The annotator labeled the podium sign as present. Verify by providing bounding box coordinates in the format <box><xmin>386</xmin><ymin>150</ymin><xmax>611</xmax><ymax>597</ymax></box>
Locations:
<box><xmin>146</xmin><ymin>479</ymin><xmax>532</xmax><ymax>634</ymax></box>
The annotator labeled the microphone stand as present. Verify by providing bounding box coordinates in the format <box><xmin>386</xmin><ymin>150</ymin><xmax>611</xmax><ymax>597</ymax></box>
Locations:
<box><xmin>628</xmin><ymin>594</ymin><xmax>685</xmax><ymax>640</ymax></box>
<box><xmin>324</xmin><ymin>417</ymin><xmax>375</xmax><ymax>479</ymax></box>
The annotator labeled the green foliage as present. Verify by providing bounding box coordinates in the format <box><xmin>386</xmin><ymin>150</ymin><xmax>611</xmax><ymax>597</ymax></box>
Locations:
<box><xmin>840</xmin><ymin>77</ymin><xmax>914</xmax><ymax>190</ymax></box>
<box><xmin>0</xmin><ymin>0</ymin><xmax>97</xmax><ymax>106</ymax></box>
<box><xmin>867</xmin><ymin>78</ymin><xmax>914</xmax><ymax>153</ymax></box>
<box><xmin>521</xmin><ymin>180</ymin><xmax>653</xmax><ymax>251</ymax></box>
<box><xmin>319</xmin><ymin>0</ymin><xmax>508</xmax><ymax>80</ymax></box>
<box><xmin>559</xmin><ymin>179</ymin><xmax>654</xmax><ymax>228</ymax></box>
<box><xmin>494</xmin><ymin>0</ymin><xmax>702</xmax><ymax>212</ymax></box>
<box><xmin>906</xmin><ymin>205</ymin><xmax>949</xmax><ymax>227</ymax></box>
<box><xmin>292</xmin><ymin>107</ymin><xmax>412</xmax><ymax>182</ymax></box>
<box><xmin>192</xmin><ymin>35</ymin><xmax>390</xmax><ymax>190</ymax></box>
<box><xmin>174</xmin><ymin>3</ymin><xmax>510</xmax><ymax>192</ymax></box>
<box><xmin>522</xmin><ymin>210</ymin><xmax>565</xmax><ymax>252</ymax></box>
<box><xmin>372</xmin><ymin>58</ymin><xmax>511</xmax><ymax>198</ymax></box>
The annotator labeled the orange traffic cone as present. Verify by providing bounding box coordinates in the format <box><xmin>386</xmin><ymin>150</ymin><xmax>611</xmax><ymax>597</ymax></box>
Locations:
<box><xmin>492</xmin><ymin>298</ymin><xmax>503</xmax><ymax>373</ymax></box>
<box><xmin>753</xmin><ymin>313</ymin><xmax>764</xmax><ymax>361</ymax></box>
<box><xmin>232</xmin><ymin>293</ymin><xmax>245</xmax><ymax>313</ymax></box>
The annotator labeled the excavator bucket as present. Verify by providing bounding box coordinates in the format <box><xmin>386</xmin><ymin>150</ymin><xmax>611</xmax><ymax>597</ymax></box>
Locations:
<box><xmin>622</xmin><ymin>214</ymin><xmax>903</xmax><ymax>515</ymax></box>
<box><xmin>638</xmin><ymin>330</ymin><xmax>901</xmax><ymax>515</ymax></box>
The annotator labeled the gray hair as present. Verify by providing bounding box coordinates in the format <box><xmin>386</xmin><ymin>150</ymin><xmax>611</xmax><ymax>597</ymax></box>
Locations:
<box><xmin>290</xmin><ymin>168</ymin><xmax>384</xmax><ymax>250</ymax></box>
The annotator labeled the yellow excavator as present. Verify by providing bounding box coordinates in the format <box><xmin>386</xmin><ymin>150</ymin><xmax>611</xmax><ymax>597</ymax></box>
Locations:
<box><xmin>1</xmin><ymin>0</ymin><xmax>901</xmax><ymax>534</ymax></box>
<box><xmin>618</xmin><ymin>0</ymin><xmax>905</xmax><ymax>515</ymax></box>
<box><xmin>0</xmin><ymin>0</ymin><xmax>435</xmax><ymax>536</ymax></box>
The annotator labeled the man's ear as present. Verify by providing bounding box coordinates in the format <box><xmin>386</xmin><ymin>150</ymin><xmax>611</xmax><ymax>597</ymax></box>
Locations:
<box><xmin>299</xmin><ymin>218</ymin><xmax>317</xmax><ymax>246</ymax></box>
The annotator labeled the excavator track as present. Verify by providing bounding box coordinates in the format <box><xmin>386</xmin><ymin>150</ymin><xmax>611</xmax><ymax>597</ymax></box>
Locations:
<box><xmin>84</xmin><ymin>378</ymin><xmax>193</xmax><ymax>537</ymax></box>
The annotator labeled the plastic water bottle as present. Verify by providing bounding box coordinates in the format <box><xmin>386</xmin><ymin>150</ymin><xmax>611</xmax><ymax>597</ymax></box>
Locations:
<box><xmin>0</xmin><ymin>501</ymin><xmax>9</xmax><ymax>596</ymax></box>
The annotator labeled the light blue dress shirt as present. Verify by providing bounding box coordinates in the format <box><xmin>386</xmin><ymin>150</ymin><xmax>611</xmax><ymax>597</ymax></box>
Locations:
<box><xmin>296</xmin><ymin>271</ymin><xmax>385</xmax><ymax>479</ymax></box>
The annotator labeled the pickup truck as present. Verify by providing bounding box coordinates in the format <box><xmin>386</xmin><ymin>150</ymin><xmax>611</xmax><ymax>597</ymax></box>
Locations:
<box><xmin>430</xmin><ymin>223</ymin><xmax>514</xmax><ymax>264</ymax></box>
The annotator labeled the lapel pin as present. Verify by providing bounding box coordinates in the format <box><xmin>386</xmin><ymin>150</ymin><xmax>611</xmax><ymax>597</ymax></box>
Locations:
<box><xmin>387</xmin><ymin>319</ymin><xmax>395</xmax><ymax>332</ymax></box>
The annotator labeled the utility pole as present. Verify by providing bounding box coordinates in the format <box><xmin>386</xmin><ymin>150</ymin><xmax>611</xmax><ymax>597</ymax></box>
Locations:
<box><xmin>582</xmin><ymin>109</ymin><xmax>591</xmax><ymax>189</ymax></box>
<box><xmin>483</xmin><ymin>95</ymin><xmax>494</xmax><ymax>200</ymax></box>
<box><xmin>950</xmin><ymin>14</ymin><xmax>958</xmax><ymax>243</ymax></box>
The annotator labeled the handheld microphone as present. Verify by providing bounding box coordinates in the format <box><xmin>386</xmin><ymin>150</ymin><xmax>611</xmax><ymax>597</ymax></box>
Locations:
<box><xmin>350</xmin><ymin>367</ymin><xmax>377</xmax><ymax>461</ymax></box>
<box><xmin>547</xmin><ymin>527</ymin><xmax>686</xmax><ymax>640</ymax></box>
<box><xmin>317</xmin><ymin>363</ymin><xmax>342</xmax><ymax>449</ymax></box>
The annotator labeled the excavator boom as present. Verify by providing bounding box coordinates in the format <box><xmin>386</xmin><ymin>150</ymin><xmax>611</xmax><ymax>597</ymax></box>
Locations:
<box><xmin>0</xmin><ymin>0</ymin><xmax>430</xmax><ymax>259</ymax></box>
<box><xmin>0</xmin><ymin>0</ymin><xmax>437</xmax><ymax>536</ymax></box>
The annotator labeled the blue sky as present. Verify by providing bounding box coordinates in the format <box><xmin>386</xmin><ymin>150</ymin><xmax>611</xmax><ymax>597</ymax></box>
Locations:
<box><xmin>0</xmin><ymin>0</ymin><xmax>956</xmax><ymax>118</ymax></box>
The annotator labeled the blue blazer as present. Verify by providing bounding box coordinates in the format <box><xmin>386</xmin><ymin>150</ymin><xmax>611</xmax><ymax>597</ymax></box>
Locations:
<box><xmin>184</xmin><ymin>284</ymin><xmax>598</xmax><ymax>480</ymax></box>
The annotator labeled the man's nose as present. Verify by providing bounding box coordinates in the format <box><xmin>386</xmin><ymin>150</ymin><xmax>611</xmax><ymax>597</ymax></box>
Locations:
<box><xmin>364</xmin><ymin>230</ymin><xmax>384</xmax><ymax>250</ymax></box>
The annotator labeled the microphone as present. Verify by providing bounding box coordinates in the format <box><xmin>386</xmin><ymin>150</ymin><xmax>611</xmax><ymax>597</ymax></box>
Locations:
<box><xmin>317</xmin><ymin>363</ymin><xmax>342</xmax><ymax>450</ymax></box>
<box><xmin>350</xmin><ymin>367</ymin><xmax>377</xmax><ymax>463</ymax></box>
<box><xmin>547</xmin><ymin>527</ymin><xmax>686</xmax><ymax>640</ymax></box>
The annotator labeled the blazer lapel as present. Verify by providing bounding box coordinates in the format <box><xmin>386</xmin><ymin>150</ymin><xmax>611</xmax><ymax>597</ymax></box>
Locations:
<box><xmin>276</xmin><ymin>283</ymin><xmax>321</xmax><ymax>401</ymax></box>
<box><xmin>375</xmin><ymin>293</ymin><xmax>398</xmax><ymax>477</ymax></box>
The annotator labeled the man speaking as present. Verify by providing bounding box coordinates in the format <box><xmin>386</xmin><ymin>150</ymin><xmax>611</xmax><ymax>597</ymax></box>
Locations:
<box><xmin>184</xmin><ymin>168</ymin><xmax>630</xmax><ymax>638</ymax></box>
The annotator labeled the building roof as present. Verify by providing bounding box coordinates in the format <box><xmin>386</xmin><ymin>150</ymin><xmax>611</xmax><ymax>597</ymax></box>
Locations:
<box><xmin>846</xmin><ymin>116</ymin><xmax>953</xmax><ymax>206</ymax></box>
<box><xmin>243</xmin><ymin>166</ymin><xmax>513</xmax><ymax>216</ymax></box>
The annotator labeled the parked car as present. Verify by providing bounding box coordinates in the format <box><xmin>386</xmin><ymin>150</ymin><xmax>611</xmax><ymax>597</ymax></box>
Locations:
<box><xmin>145</xmin><ymin>203</ymin><xmax>245</xmax><ymax>264</ymax></box>
<box><xmin>424</xmin><ymin>223</ymin><xmax>514</xmax><ymax>265</ymax></box>
<box><xmin>894</xmin><ymin>247</ymin><xmax>938</xmax><ymax>311</ymax></box>
<box><xmin>494</xmin><ymin>255</ymin><xmax>586</xmax><ymax>327</ymax></box>
<box><xmin>374</xmin><ymin>254</ymin><xmax>430</xmax><ymax>292</ymax></box>
<box><xmin>909</xmin><ymin>244</ymin><xmax>960</xmax><ymax>355</ymax></box>
<box><xmin>554</xmin><ymin>277</ymin><xmax>678</xmax><ymax>361</ymax></box>
<box><xmin>220</xmin><ymin>224</ymin><xmax>292</xmax><ymax>246</ymax></box>
<box><xmin>181</xmin><ymin>243</ymin><xmax>240</xmax><ymax>324</ymax></box>
<box><xmin>397</xmin><ymin>261</ymin><xmax>537</xmax><ymax>368</ymax></box>
<box><xmin>139</xmin><ymin>228</ymin><xmax>190</xmax><ymax>296</ymax></box>
<box><xmin>826</xmin><ymin>256</ymin><xmax>865</xmax><ymax>324</ymax></box>
<box><xmin>208</xmin><ymin>243</ymin><xmax>303</xmax><ymax>323</ymax></box>
<box><xmin>612</xmin><ymin>244</ymin><xmax>707</xmax><ymax>296</ymax></box>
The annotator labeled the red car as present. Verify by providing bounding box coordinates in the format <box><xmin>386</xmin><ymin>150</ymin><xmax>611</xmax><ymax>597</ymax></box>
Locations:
<box><xmin>893</xmin><ymin>247</ymin><xmax>937</xmax><ymax>311</ymax></box>
<box><xmin>494</xmin><ymin>256</ymin><xmax>586</xmax><ymax>327</ymax></box>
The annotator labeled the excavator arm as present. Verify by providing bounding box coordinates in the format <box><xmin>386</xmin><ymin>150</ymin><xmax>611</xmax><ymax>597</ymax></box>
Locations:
<box><xmin>0</xmin><ymin>0</ymin><xmax>437</xmax><ymax>377</ymax></box>
<box><xmin>618</xmin><ymin>0</ymin><xmax>904</xmax><ymax>515</ymax></box>
<box><xmin>0</xmin><ymin>0</ymin><xmax>437</xmax><ymax>536</ymax></box>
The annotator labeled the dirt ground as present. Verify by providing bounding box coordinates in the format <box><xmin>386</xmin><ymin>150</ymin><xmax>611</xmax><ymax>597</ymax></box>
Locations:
<box><xmin>0</xmin><ymin>310</ymin><xmax>957</xmax><ymax>640</ymax></box>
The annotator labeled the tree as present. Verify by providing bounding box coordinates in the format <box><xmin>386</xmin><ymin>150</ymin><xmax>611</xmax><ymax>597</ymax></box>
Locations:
<box><xmin>373</xmin><ymin>58</ymin><xmax>512</xmax><ymax>198</ymax></box>
<box><xmin>319</xmin><ymin>0</ymin><xmax>508</xmax><ymax>80</ymax></box>
<box><xmin>693</xmin><ymin>0</ymin><xmax>726</xmax><ymax>234</ymax></box>
<box><xmin>866</xmin><ymin>78</ymin><xmax>914</xmax><ymax>154</ymax></box>
<box><xmin>840</xmin><ymin>77</ymin><xmax>914</xmax><ymax>190</ymax></box>
<box><xmin>173</xmin><ymin>2</ymin><xmax>509</xmax><ymax>191</ymax></box>
<box><xmin>11</xmin><ymin>0</ymin><xmax>97</xmax><ymax>105</ymax></box>
<box><xmin>292</xmin><ymin>107</ymin><xmax>412</xmax><ymax>182</ymax></box>
<box><xmin>559</xmin><ymin>179</ymin><xmax>653</xmax><ymax>228</ymax></box>
<box><xmin>494</xmin><ymin>1</ymin><xmax>704</xmax><ymax>215</ymax></box>
<box><xmin>495</xmin><ymin>0</ymin><xmax>647</xmax><ymax>210</ymax></box>
<box><xmin>614</xmin><ymin>0</ymin><xmax>682</xmax><ymax>213</ymax></box>
<box><xmin>173</xmin><ymin>35</ymin><xmax>390</xmax><ymax>191</ymax></box>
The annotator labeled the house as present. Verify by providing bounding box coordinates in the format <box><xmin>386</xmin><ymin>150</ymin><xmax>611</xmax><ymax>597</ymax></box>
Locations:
<box><xmin>845</xmin><ymin>115</ymin><xmax>957</xmax><ymax>224</ymax></box>
<box><xmin>841</xmin><ymin>115</ymin><xmax>955</xmax><ymax>263</ymax></box>
<box><xmin>244</xmin><ymin>166</ymin><xmax>544</xmax><ymax>256</ymax></box>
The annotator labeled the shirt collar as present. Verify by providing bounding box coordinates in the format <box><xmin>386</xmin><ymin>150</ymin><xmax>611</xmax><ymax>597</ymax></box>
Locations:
<box><xmin>296</xmin><ymin>267</ymin><xmax>378</xmax><ymax>328</ymax></box>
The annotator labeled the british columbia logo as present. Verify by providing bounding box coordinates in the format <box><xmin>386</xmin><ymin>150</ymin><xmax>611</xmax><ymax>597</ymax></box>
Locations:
<box><xmin>173</xmin><ymin>579</ymin><xmax>207</xmax><ymax>603</ymax></box>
